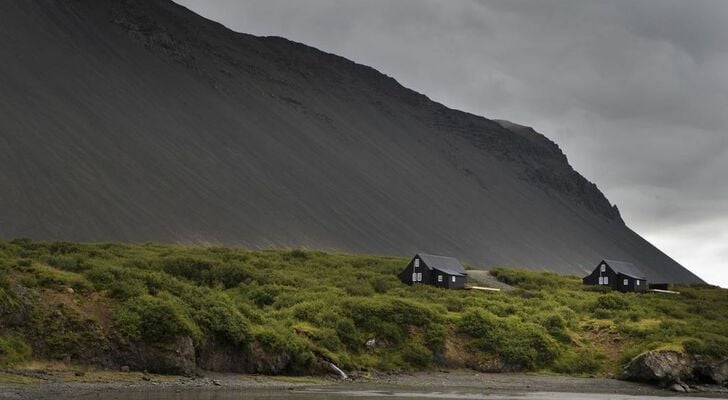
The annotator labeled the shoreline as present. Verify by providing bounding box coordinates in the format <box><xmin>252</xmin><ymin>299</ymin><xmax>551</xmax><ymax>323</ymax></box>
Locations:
<box><xmin>2</xmin><ymin>370</ymin><xmax>727</xmax><ymax>399</ymax></box>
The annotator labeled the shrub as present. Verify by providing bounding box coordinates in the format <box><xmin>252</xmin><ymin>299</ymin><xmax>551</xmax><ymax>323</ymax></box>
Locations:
<box><xmin>247</xmin><ymin>284</ymin><xmax>285</xmax><ymax>307</ymax></box>
<box><xmin>194</xmin><ymin>296</ymin><xmax>251</xmax><ymax>346</ymax></box>
<box><xmin>491</xmin><ymin>268</ymin><xmax>581</xmax><ymax>290</ymax></box>
<box><xmin>86</xmin><ymin>265</ymin><xmax>147</xmax><ymax>299</ymax></box>
<box><xmin>591</xmin><ymin>294</ymin><xmax>629</xmax><ymax>311</ymax></box>
<box><xmin>457</xmin><ymin>309</ymin><xmax>560</xmax><ymax>368</ymax></box>
<box><xmin>402</xmin><ymin>341</ymin><xmax>433</xmax><ymax>368</ymax></box>
<box><xmin>552</xmin><ymin>349</ymin><xmax>603</xmax><ymax>374</ymax></box>
<box><xmin>683</xmin><ymin>335</ymin><xmax>728</xmax><ymax>358</ymax></box>
<box><xmin>161</xmin><ymin>257</ymin><xmax>216</xmax><ymax>285</ymax></box>
<box><xmin>334</xmin><ymin>318</ymin><xmax>360</xmax><ymax>351</ymax></box>
<box><xmin>31</xmin><ymin>264</ymin><xmax>92</xmax><ymax>293</ymax></box>
<box><xmin>45</xmin><ymin>255</ymin><xmax>90</xmax><ymax>273</ymax></box>
<box><xmin>29</xmin><ymin>304</ymin><xmax>104</xmax><ymax>361</ymax></box>
<box><xmin>114</xmin><ymin>294</ymin><xmax>201</xmax><ymax>343</ymax></box>
<box><xmin>254</xmin><ymin>325</ymin><xmax>315</xmax><ymax>373</ymax></box>
<box><xmin>0</xmin><ymin>334</ymin><xmax>31</xmax><ymax>367</ymax></box>
<box><xmin>457</xmin><ymin>309</ymin><xmax>500</xmax><ymax>344</ymax></box>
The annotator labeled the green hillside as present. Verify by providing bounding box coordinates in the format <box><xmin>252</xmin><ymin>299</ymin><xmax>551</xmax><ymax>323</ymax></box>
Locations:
<box><xmin>1</xmin><ymin>240</ymin><xmax>726</xmax><ymax>378</ymax></box>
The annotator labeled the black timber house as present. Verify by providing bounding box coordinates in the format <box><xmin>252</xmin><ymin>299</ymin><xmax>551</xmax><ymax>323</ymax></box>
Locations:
<box><xmin>583</xmin><ymin>259</ymin><xmax>647</xmax><ymax>293</ymax></box>
<box><xmin>398</xmin><ymin>253</ymin><xmax>467</xmax><ymax>289</ymax></box>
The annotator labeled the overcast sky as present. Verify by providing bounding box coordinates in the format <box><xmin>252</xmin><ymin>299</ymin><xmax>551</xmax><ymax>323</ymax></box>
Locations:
<box><xmin>176</xmin><ymin>0</ymin><xmax>728</xmax><ymax>287</ymax></box>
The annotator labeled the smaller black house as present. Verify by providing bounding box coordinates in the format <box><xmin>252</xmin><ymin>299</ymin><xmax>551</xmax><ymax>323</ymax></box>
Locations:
<box><xmin>398</xmin><ymin>253</ymin><xmax>467</xmax><ymax>289</ymax></box>
<box><xmin>583</xmin><ymin>259</ymin><xmax>647</xmax><ymax>293</ymax></box>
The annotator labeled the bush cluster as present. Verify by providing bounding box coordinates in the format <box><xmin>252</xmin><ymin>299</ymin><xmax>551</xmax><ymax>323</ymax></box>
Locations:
<box><xmin>0</xmin><ymin>240</ymin><xmax>727</xmax><ymax>376</ymax></box>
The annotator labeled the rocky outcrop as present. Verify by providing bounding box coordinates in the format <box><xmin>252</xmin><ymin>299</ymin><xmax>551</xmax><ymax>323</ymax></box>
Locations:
<box><xmin>695</xmin><ymin>358</ymin><xmax>728</xmax><ymax>386</ymax></box>
<box><xmin>196</xmin><ymin>341</ymin><xmax>292</xmax><ymax>374</ymax></box>
<box><xmin>112</xmin><ymin>336</ymin><xmax>196</xmax><ymax>375</ymax></box>
<box><xmin>622</xmin><ymin>350</ymin><xmax>728</xmax><ymax>389</ymax></box>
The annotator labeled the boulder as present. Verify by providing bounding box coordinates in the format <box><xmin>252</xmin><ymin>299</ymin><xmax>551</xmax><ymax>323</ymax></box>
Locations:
<box><xmin>622</xmin><ymin>350</ymin><xmax>694</xmax><ymax>385</ymax></box>
<box><xmin>669</xmin><ymin>382</ymin><xmax>689</xmax><ymax>392</ymax></box>
<box><xmin>623</xmin><ymin>350</ymin><xmax>728</xmax><ymax>388</ymax></box>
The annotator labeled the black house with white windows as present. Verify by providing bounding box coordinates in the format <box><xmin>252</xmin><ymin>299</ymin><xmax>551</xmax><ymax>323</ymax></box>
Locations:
<box><xmin>583</xmin><ymin>259</ymin><xmax>647</xmax><ymax>293</ymax></box>
<box><xmin>398</xmin><ymin>253</ymin><xmax>467</xmax><ymax>289</ymax></box>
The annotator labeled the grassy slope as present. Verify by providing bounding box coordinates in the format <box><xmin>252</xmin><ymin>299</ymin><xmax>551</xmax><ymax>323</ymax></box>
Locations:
<box><xmin>1</xmin><ymin>240</ymin><xmax>726</xmax><ymax>377</ymax></box>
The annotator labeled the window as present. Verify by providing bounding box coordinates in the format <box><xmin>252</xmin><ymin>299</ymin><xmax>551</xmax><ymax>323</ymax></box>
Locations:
<box><xmin>451</xmin><ymin>276</ymin><xmax>456</xmax><ymax>283</ymax></box>
<box><xmin>417</xmin><ymin>272</ymin><xmax>422</xmax><ymax>282</ymax></box>
<box><xmin>624</xmin><ymin>279</ymin><xmax>629</xmax><ymax>285</ymax></box>
<box><xmin>604</xmin><ymin>277</ymin><xmax>609</xmax><ymax>285</ymax></box>
<box><xmin>437</xmin><ymin>275</ymin><xmax>443</xmax><ymax>282</ymax></box>
<box><xmin>636</xmin><ymin>280</ymin><xmax>640</xmax><ymax>286</ymax></box>
<box><xmin>598</xmin><ymin>277</ymin><xmax>603</xmax><ymax>285</ymax></box>
<box><xmin>601</xmin><ymin>264</ymin><xmax>606</xmax><ymax>272</ymax></box>
<box><xmin>412</xmin><ymin>272</ymin><xmax>417</xmax><ymax>282</ymax></box>
<box><xmin>414</xmin><ymin>259</ymin><xmax>420</xmax><ymax>268</ymax></box>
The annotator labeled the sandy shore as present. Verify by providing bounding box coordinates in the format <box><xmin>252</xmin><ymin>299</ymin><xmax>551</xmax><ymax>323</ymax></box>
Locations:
<box><xmin>2</xmin><ymin>370</ymin><xmax>728</xmax><ymax>399</ymax></box>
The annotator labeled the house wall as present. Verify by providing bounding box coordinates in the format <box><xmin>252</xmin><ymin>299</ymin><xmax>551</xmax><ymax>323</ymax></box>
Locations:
<box><xmin>398</xmin><ymin>255</ymin><xmax>435</xmax><ymax>285</ymax></box>
<box><xmin>447</xmin><ymin>274</ymin><xmax>466</xmax><ymax>289</ymax></box>
<box><xmin>432</xmin><ymin>271</ymin><xmax>466</xmax><ymax>289</ymax></box>
<box><xmin>583</xmin><ymin>262</ymin><xmax>618</xmax><ymax>287</ymax></box>
<box><xmin>398</xmin><ymin>256</ymin><xmax>467</xmax><ymax>289</ymax></box>
<box><xmin>582</xmin><ymin>261</ymin><xmax>647</xmax><ymax>292</ymax></box>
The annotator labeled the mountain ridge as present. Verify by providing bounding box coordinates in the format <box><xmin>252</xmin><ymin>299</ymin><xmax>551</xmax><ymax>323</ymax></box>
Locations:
<box><xmin>0</xmin><ymin>0</ymin><xmax>702</xmax><ymax>283</ymax></box>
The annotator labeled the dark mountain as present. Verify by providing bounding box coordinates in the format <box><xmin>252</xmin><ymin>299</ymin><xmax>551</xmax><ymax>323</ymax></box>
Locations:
<box><xmin>0</xmin><ymin>0</ymin><xmax>702</xmax><ymax>283</ymax></box>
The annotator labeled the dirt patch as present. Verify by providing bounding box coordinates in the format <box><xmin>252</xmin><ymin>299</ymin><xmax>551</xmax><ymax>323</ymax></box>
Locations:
<box><xmin>579</xmin><ymin>320</ymin><xmax>627</xmax><ymax>374</ymax></box>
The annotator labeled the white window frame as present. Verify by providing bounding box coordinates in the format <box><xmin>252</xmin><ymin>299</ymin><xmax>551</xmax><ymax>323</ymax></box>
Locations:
<box><xmin>636</xmin><ymin>280</ymin><xmax>640</xmax><ymax>286</ymax></box>
<box><xmin>412</xmin><ymin>272</ymin><xmax>417</xmax><ymax>282</ymax></box>
<box><xmin>624</xmin><ymin>279</ymin><xmax>629</xmax><ymax>285</ymax></box>
<box><xmin>603</xmin><ymin>276</ymin><xmax>609</xmax><ymax>285</ymax></box>
<box><xmin>417</xmin><ymin>272</ymin><xmax>422</xmax><ymax>282</ymax></box>
<box><xmin>598</xmin><ymin>276</ymin><xmax>603</xmax><ymax>285</ymax></box>
<box><xmin>414</xmin><ymin>259</ymin><xmax>419</xmax><ymax>268</ymax></box>
<box><xmin>600</xmin><ymin>265</ymin><xmax>606</xmax><ymax>272</ymax></box>
<box><xmin>437</xmin><ymin>275</ymin><xmax>443</xmax><ymax>282</ymax></box>
<box><xmin>451</xmin><ymin>276</ymin><xmax>456</xmax><ymax>283</ymax></box>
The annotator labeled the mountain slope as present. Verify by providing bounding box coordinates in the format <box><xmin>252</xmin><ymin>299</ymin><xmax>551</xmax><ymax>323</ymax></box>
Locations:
<box><xmin>0</xmin><ymin>0</ymin><xmax>702</xmax><ymax>283</ymax></box>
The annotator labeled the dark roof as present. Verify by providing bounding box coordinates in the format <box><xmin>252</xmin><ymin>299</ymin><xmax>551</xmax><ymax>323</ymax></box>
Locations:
<box><xmin>602</xmin><ymin>259</ymin><xmax>646</xmax><ymax>280</ymax></box>
<box><xmin>417</xmin><ymin>253</ymin><xmax>467</xmax><ymax>276</ymax></box>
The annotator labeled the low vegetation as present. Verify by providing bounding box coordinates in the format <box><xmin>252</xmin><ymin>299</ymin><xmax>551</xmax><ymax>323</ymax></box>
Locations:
<box><xmin>0</xmin><ymin>240</ymin><xmax>726</xmax><ymax>377</ymax></box>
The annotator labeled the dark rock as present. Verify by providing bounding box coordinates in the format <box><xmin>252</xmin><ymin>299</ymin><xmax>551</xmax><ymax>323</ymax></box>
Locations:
<box><xmin>113</xmin><ymin>336</ymin><xmax>196</xmax><ymax>375</ymax></box>
<box><xmin>622</xmin><ymin>350</ymin><xmax>693</xmax><ymax>385</ymax></box>
<box><xmin>466</xmin><ymin>356</ymin><xmax>520</xmax><ymax>373</ymax></box>
<box><xmin>669</xmin><ymin>382</ymin><xmax>688</xmax><ymax>392</ymax></box>
<box><xmin>704</xmin><ymin>358</ymin><xmax>728</xmax><ymax>386</ymax></box>
<box><xmin>196</xmin><ymin>340</ymin><xmax>298</xmax><ymax>374</ymax></box>
<box><xmin>120</xmin><ymin>366</ymin><xmax>130</xmax><ymax>372</ymax></box>
<box><xmin>623</xmin><ymin>350</ymin><xmax>728</xmax><ymax>388</ymax></box>
<box><xmin>196</xmin><ymin>342</ymin><xmax>249</xmax><ymax>373</ymax></box>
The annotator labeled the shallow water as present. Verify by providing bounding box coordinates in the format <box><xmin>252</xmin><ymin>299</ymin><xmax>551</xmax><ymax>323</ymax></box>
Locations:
<box><xmin>64</xmin><ymin>387</ymin><xmax>718</xmax><ymax>400</ymax></box>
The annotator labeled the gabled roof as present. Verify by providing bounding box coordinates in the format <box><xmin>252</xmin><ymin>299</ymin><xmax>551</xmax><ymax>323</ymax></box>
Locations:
<box><xmin>417</xmin><ymin>253</ymin><xmax>467</xmax><ymax>276</ymax></box>
<box><xmin>602</xmin><ymin>259</ymin><xmax>646</xmax><ymax>280</ymax></box>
